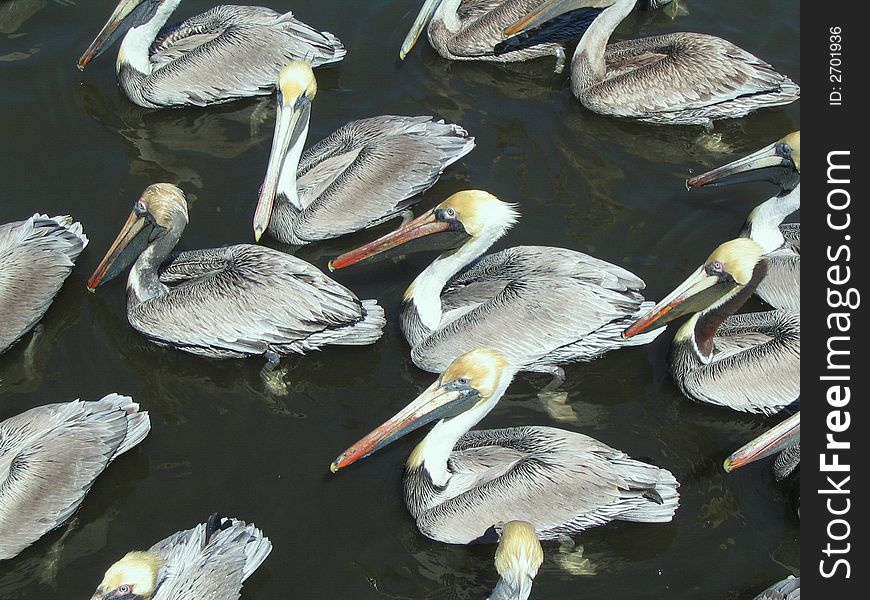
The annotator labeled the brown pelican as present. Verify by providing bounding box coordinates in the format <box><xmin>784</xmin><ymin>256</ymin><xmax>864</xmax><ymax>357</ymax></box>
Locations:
<box><xmin>252</xmin><ymin>61</ymin><xmax>475</xmax><ymax>244</ymax></box>
<box><xmin>753</xmin><ymin>576</ymin><xmax>800</xmax><ymax>600</ymax></box>
<box><xmin>90</xmin><ymin>513</ymin><xmax>270</xmax><ymax>600</ymax></box>
<box><xmin>688</xmin><ymin>132</ymin><xmax>800</xmax><ymax>310</ymax></box>
<box><xmin>503</xmin><ymin>0</ymin><xmax>800</xmax><ymax>126</ymax></box>
<box><xmin>77</xmin><ymin>0</ymin><xmax>345</xmax><ymax>108</ymax></box>
<box><xmin>331</xmin><ymin>349</ymin><xmax>680</xmax><ymax>544</ymax></box>
<box><xmin>0</xmin><ymin>214</ymin><xmax>87</xmax><ymax>354</ymax></box>
<box><xmin>0</xmin><ymin>394</ymin><xmax>150</xmax><ymax>560</ymax></box>
<box><xmin>87</xmin><ymin>183</ymin><xmax>385</xmax><ymax>362</ymax></box>
<box><xmin>329</xmin><ymin>190</ymin><xmax>663</xmax><ymax>376</ymax></box>
<box><xmin>489</xmin><ymin>521</ymin><xmax>543</xmax><ymax>600</ymax></box>
<box><xmin>624</xmin><ymin>238</ymin><xmax>799</xmax><ymax>415</ymax></box>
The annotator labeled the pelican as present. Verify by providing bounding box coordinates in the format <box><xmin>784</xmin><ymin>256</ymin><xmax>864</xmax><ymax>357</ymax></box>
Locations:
<box><xmin>0</xmin><ymin>213</ymin><xmax>87</xmax><ymax>354</ymax></box>
<box><xmin>688</xmin><ymin>132</ymin><xmax>800</xmax><ymax>310</ymax></box>
<box><xmin>331</xmin><ymin>349</ymin><xmax>679</xmax><ymax>543</ymax></box>
<box><xmin>753</xmin><ymin>576</ymin><xmax>800</xmax><ymax>600</ymax></box>
<box><xmin>329</xmin><ymin>190</ymin><xmax>663</xmax><ymax>376</ymax></box>
<box><xmin>399</xmin><ymin>0</ymin><xmax>610</xmax><ymax>72</ymax></box>
<box><xmin>252</xmin><ymin>61</ymin><xmax>475</xmax><ymax>244</ymax></box>
<box><xmin>90</xmin><ymin>513</ymin><xmax>270</xmax><ymax>600</ymax></box>
<box><xmin>0</xmin><ymin>394</ymin><xmax>150</xmax><ymax>560</ymax></box>
<box><xmin>503</xmin><ymin>0</ymin><xmax>800</xmax><ymax>126</ymax></box>
<box><xmin>77</xmin><ymin>0</ymin><xmax>345</xmax><ymax>108</ymax></box>
<box><xmin>87</xmin><ymin>183</ymin><xmax>385</xmax><ymax>361</ymax></box>
<box><xmin>624</xmin><ymin>238</ymin><xmax>799</xmax><ymax>415</ymax></box>
<box><xmin>489</xmin><ymin>521</ymin><xmax>544</xmax><ymax>600</ymax></box>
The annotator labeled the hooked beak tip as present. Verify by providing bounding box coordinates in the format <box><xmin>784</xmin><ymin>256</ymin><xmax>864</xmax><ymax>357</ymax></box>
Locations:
<box><xmin>327</xmin><ymin>260</ymin><xmax>337</xmax><ymax>272</ymax></box>
<box><xmin>254</xmin><ymin>228</ymin><xmax>263</xmax><ymax>243</ymax></box>
<box><xmin>329</xmin><ymin>461</ymin><xmax>340</xmax><ymax>473</ymax></box>
<box><xmin>723</xmin><ymin>459</ymin><xmax>735</xmax><ymax>472</ymax></box>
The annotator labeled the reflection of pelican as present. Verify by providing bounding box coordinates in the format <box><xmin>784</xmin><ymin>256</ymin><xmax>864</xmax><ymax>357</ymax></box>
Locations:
<box><xmin>0</xmin><ymin>394</ymin><xmax>150</xmax><ymax>560</ymax></box>
<box><xmin>87</xmin><ymin>184</ymin><xmax>384</xmax><ymax>361</ymax></box>
<box><xmin>752</xmin><ymin>576</ymin><xmax>800</xmax><ymax>600</ymax></box>
<box><xmin>332</xmin><ymin>349</ymin><xmax>679</xmax><ymax>544</ymax></box>
<box><xmin>399</xmin><ymin>0</ymin><xmax>601</xmax><ymax>72</ymax></box>
<box><xmin>688</xmin><ymin>132</ymin><xmax>800</xmax><ymax>310</ymax></box>
<box><xmin>253</xmin><ymin>62</ymin><xmax>474</xmax><ymax>245</ymax></box>
<box><xmin>504</xmin><ymin>0</ymin><xmax>799</xmax><ymax>126</ymax></box>
<box><xmin>90</xmin><ymin>514</ymin><xmax>270</xmax><ymax>600</ymax></box>
<box><xmin>489</xmin><ymin>521</ymin><xmax>543</xmax><ymax>600</ymax></box>
<box><xmin>624</xmin><ymin>238</ymin><xmax>799</xmax><ymax>415</ymax></box>
<box><xmin>78</xmin><ymin>0</ymin><xmax>345</xmax><ymax>108</ymax></box>
<box><xmin>330</xmin><ymin>190</ymin><xmax>663</xmax><ymax>375</ymax></box>
<box><xmin>0</xmin><ymin>214</ymin><xmax>87</xmax><ymax>354</ymax></box>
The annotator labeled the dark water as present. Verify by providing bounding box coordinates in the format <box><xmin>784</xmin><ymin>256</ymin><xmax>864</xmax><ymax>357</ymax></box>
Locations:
<box><xmin>0</xmin><ymin>1</ymin><xmax>799</xmax><ymax>598</ymax></box>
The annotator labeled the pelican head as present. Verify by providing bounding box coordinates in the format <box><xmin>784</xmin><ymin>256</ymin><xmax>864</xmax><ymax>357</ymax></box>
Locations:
<box><xmin>687</xmin><ymin>131</ymin><xmax>801</xmax><ymax>193</ymax></box>
<box><xmin>253</xmin><ymin>61</ymin><xmax>318</xmax><ymax>241</ymax></box>
<box><xmin>328</xmin><ymin>190</ymin><xmax>519</xmax><ymax>270</ymax></box>
<box><xmin>488</xmin><ymin>521</ymin><xmax>544</xmax><ymax>600</ymax></box>
<box><xmin>503</xmin><ymin>0</ymin><xmax>615</xmax><ymax>38</ymax></box>
<box><xmin>90</xmin><ymin>551</ymin><xmax>163</xmax><ymax>600</ymax></box>
<box><xmin>330</xmin><ymin>348</ymin><xmax>514</xmax><ymax>472</ymax></box>
<box><xmin>87</xmin><ymin>183</ymin><xmax>188</xmax><ymax>290</ymax></box>
<box><xmin>623</xmin><ymin>237</ymin><xmax>765</xmax><ymax>338</ymax></box>
<box><xmin>724</xmin><ymin>411</ymin><xmax>800</xmax><ymax>473</ymax></box>
<box><xmin>78</xmin><ymin>0</ymin><xmax>176</xmax><ymax>70</ymax></box>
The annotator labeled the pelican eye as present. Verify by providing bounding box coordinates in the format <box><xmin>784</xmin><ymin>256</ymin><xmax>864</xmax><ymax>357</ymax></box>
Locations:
<box><xmin>118</xmin><ymin>584</ymin><xmax>131</xmax><ymax>594</ymax></box>
<box><xmin>456</xmin><ymin>377</ymin><xmax>469</xmax><ymax>385</ymax></box>
<box><xmin>705</xmin><ymin>260</ymin><xmax>724</xmax><ymax>276</ymax></box>
<box><xmin>134</xmin><ymin>201</ymin><xmax>147</xmax><ymax>215</ymax></box>
<box><xmin>444</xmin><ymin>207</ymin><xmax>456</xmax><ymax>218</ymax></box>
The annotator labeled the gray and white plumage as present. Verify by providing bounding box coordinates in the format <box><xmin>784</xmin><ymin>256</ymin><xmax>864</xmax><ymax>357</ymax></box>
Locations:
<box><xmin>752</xmin><ymin>222</ymin><xmax>798</xmax><ymax>310</ymax></box>
<box><xmin>330</xmin><ymin>191</ymin><xmax>662</xmax><ymax>375</ymax></box>
<box><xmin>754</xmin><ymin>576</ymin><xmax>800</xmax><ymax>600</ymax></box>
<box><xmin>488</xmin><ymin>520</ymin><xmax>543</xmax><ymax>600</ymax></box>
<box><xmin>332</xmin><ymin>349</ymin><xmax>679</xmax><ymax>545</ymax></box>
<box><xmin>78</xmin><ymin>1</ymin><xmax>345</xmax><ymax>108</ymax></box>
<box><xmin>88</xmin><ymin>183</ymin><xmax>384</xmax><ymax>360</ymax></box>
<box><xmin>0</xmin><ymin>394</ymin><xmax>150</xmax><ymax>560</ymax></box>
<box><xmin>504</xmin><ymin>0</ymin><xmax>799</xmax><ymax>126</ymax></box>
<box><xmin>91</xmin><ymin>514</ymin><xmax>271</xmax><ymax>600</ymax></box>
<box><xmin>254</xmin><ymin>63</ymin><xmax>475</xmax><ymax>245</ymax></box>
<box><xmin>0</xmin><ymin>213</ymin><xmax>87</xmax><ymax>354</ymax></box>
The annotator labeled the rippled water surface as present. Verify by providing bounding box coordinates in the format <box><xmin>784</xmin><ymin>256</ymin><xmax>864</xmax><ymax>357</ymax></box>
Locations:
<box><xmin>1</xmin><ymin>1</ymin><xmax>799</xmax><ymax>598</ymax></box>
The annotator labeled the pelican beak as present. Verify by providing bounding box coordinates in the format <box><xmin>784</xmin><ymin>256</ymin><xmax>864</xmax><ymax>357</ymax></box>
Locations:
<box><xmin>330</xmin><ymin>379</ymin><xmax>478</xmax><ymax>472</ymax></box>
<box><xmin>687</xmin><ymin>141</ymin><xmax>796</xmax><ymax>188</ymax></box>
<box><xmin>78</xmin><ymin>0</ymin><xmax>150</xmax><ymax>70</ymax></box>
<box><xmin>623</xmin><ymin>266</ymin><xmax>728</xmax><ymax>337</ymax></box>
<box><xmin>328</xmin><ymin>208</ymin><xmax>454</xmax><ymax>270</ymax></box>
<box><xmin>253</xmin><ymin>93</ymin><xmax>311</xmax><ymax>241</ymax></box>
<box><xmin>503</xmin><ymin>0</ymin><xmax>584</xmax><ymax>37</ymax></box>
<box><xmin>87</xmin><ymin>209</ymin><xmax>156</xmax><ymax>291</ymax></box>
<box><xmin>400</xmin><ymin>0</ymin><xmax>443</xmax><ymax>60</ymax></box>
<box><xmin>724</xmin><ymin>412</ymin><xmax>800</xmax><ymax>472</ymax></box>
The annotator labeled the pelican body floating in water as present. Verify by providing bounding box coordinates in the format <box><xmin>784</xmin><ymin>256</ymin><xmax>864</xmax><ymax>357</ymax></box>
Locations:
<box><xmin>0</xmin><ymin>394</ymin><xmax>150</xmax><ymax>560</ymax></box>
<box><xmin>489</xmin><ymin>521</ymin><xmax>543</xmax><ymax>600</ymax></box>
<box><xmin>504</xmin><ymin>0</ymin><xmax>800</xmax><ymax>126</ymax></box>
<box><xmin>253</xmin><ymin>61</ymin><xmax>475</xmax><ymax>245</ymax></box>
<box><xmin>688</xmin><ymin>132</ymin><xmax>800</xmax><ymax>310</ymax></box>
<box><xmin>0</xmin><ymin>214</ymin><xmax>87</xmax><ymax>354</ymax></box>
<box><xmin>78</xmin><ymin>0</ymin><xmax>345</xmax><ymax>108</ymax></box>
<box><xmin>87</xmin><ymin>183</ymin><xmax>384</xmax><ymax>360</ymax></box>
<box><xmin>753</xmin><ymin>576</ymin><xmax>800</xmax><ymax>600</ymax></box>
<box><xmin>330</xmin><ymin>190</ymin><xmax>663</xmax><ymax>376</ymax></box>
<box><xmin>91</xmin><ymin>513</ymin><xmax>271</xmax><ymax>600</ymax></box>
<box><xmin>624</xmin><ymin>238</ymin><xmax>799</xmax><ymax>415</ymax></box>
<box><xmin>332</xmin><ymin>349</ymin><xmax>679</xmax><ymax>544</ymax></box>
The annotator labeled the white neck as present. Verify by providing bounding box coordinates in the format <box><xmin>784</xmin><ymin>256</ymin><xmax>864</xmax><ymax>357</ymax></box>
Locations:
<box><xmin>437</xmin><ymin>0</ymin><xmax>463</xmax><ymax>31</ymax></box>
<box><xmin>572</xmin><ymin>0</ymin><xmax>633</xmax><ymax>91</ymax></box>
<box><xmin>117</xmin><ymin>0</ymin><xmax>180</xmax><ymax>75</ymax></box>
<box><xmin>419</xmin><ymin>374</ymin><xmax>513</xmax><ymax>486</ymax></box>
<box><xmin>741</xmin><ymin>184</ymin><xmax>800</xmax><ymax>252</ymax></box>
<box><xmin>276</xmin><ymin>123</ymin><xmax>310</xmax><ymax>210</ymax></box>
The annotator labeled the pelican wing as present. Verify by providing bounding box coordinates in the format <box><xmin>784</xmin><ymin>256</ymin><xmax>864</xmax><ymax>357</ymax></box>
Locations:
<box><xmin>131</xmin><ymin>245</ymin><xmax>372</xmax><ymax>357</ymax></box>
<box><xmin>0</xmin><ymin>214</ymin><xmax>87</xmax><ymax>353</ymax></box>
<box><xmin>756</xmin><ymin>242</ymin><xmax>799</xmax><ymax>310</ymax></box>
<box><xmin>589</xmin><ymin>33</ymin><xmax>799</xmax><ymax>120</ymax></box>
<box><xmin>0</xmin><ymin>395</ymin><xmax>149</xmax><ymax>560</ymax></box>
<box><xmin>779</xmin><ymin>222</ymin><xmax>800</xmax><ymax>253</ymax></box>
<box><xmin>414</xmin><ymin>426</ymin><xmax>679</xmax><ymax>544</ymax></box>
<box><xmin>150</xmin><ymin>517</ymin><xmax>271</xmax><ymax>600</ymax></box>
<box><xmin>415</xmin><ymin>246</ymin><xmax>653</xmax><ymax>371</ymax></box>
<box><xmin>676</xmin><ymin>310</ymin><xmax>800</xmax><ymax>414</ymax></box>
<box><xmin>292</xmin><ymin>116</ymin><xmax>474</xmax><ymax>242</ymax></box>
<box><xmin>144</xmin><ymin>6</ymin><xmax>344</xmax><ymax>107</ymax></box>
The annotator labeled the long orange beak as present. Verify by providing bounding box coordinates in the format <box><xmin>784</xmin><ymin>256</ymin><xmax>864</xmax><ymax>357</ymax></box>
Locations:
<box><xmin>78</xmin><ymin>0</ymin><xmax>143</xmax><ymax>70</ymax></box>
<box><xmin>724</xmin><ymin>412</ymin><xmax>800</xmax><ymax>472</ymax></box>
<box><xmin>87</xmin><ymin>210</ymin><xmax>148</xmax><ymax>291</ymax></box>
<box><xmin>328</xmin><ymin>210</ymin><xmax>450</xmax><ymax>271</ymax></box>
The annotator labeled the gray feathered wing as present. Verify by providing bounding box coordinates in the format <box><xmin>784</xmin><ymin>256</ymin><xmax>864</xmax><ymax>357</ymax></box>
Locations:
<box><xmin>756</xmin><ymin>223</ymin><xmax>799</xmax><ymax>310</ymax></box>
